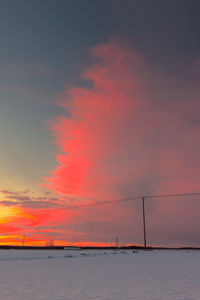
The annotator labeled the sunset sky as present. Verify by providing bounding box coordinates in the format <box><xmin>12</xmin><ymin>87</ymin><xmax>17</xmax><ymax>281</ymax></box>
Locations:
<box><xmin>0</xmin><ymin>0</ymin><xmax>200</xmax><ymax>247</ymax></box>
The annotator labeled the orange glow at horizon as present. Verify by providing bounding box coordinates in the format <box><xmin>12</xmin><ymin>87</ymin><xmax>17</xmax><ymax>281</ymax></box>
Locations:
<box><xmin>0</xmin><ymin>206</ymin><xmax>21</xmax><ymax>224</ymax></box>
<box><xmin>0</xmin><ymin>235</ymin><xmax>127</xmax><ymax>247</ymax></box>
<box><xmin>0</xmin><ymin>205</ymin><xmax>37</xmax><ymax>224</ymax></box>
<box><xmin>0</xmin><ymin>233</ymin><xmax>114</xmax><ymax>247</ymax></box>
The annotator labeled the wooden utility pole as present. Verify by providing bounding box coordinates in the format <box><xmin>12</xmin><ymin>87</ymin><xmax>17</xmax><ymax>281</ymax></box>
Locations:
<box><xmin>116</xmin><ymin>236</ymin><xmax>119</xmax><ymax>248</ymax></box>
<box><xmin>22</xmin><ymin>235</ymin><xmax>25</xmax><ymax>247</ymax></box>
<box><xmin>142</xmin><ymin>197</ymin><xmax>147</xmax><ymax>249</ymax></box>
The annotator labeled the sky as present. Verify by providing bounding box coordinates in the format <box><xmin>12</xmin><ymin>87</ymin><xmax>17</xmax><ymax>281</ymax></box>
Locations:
<box><xmin>0</xmin><ymin>0</ymin><xmax>200</xmax><ymax>247</ymax></box>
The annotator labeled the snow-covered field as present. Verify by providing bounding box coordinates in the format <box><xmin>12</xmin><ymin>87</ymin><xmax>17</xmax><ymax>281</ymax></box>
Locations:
<box><xmin>0</xmin><ymin>249</ymin><xmax>199</xmax><ymax>300</ymax></box>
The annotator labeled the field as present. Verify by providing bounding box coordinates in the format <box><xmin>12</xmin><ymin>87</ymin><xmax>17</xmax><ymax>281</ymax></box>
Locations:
<box><xmin>0</xmin><ymin>249</ymin><xmax>200</xmax><ymax>300</ymax></box>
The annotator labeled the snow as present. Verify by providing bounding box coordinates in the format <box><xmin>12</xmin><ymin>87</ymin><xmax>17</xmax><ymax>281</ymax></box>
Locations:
<box><xmin>0</xmin><ymin>249</ymin><xmax>200</xmax><ymax>300</ymax></box>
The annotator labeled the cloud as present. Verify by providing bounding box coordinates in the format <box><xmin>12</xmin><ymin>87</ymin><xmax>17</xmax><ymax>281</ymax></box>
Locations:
<box><xmin>0</xmin><ymin>190</ymin><xmax>21</xmax><ymax>195</ymax></box>
<box><xmin>44</xmin><ymin>37</ymin><xmax>200</xmax><ymax>199</ymax></box>
<box><xmin>44</xmin><ymin>38</ymin><xmax>142</xmax><ymax>199</ymax></box>
<box><xmin>41</xmin><ymin>37</ymin><xmax>200</xmax><ymax>246</ymax></box>
<box><xmin>0</xmin><ymin>190</ymin><xmax>63</xmax><ymax>209</ymax></box>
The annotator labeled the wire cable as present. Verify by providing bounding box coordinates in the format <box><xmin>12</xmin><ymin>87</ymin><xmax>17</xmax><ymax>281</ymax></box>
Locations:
<box><xmin>64</xmin><ymin>192</ymin><xmax>200</xmax><ymax>210</ymax></box>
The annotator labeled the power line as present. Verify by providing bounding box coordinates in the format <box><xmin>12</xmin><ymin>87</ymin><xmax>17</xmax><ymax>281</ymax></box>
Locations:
<box><xmin>64</xmin><ymin>192</ymin><xmax>200</xmax><ymax>210</ymax></box>
<box><xmin>60</xmin><ymin>191</ymin><xmax>200</xmax><ymax>249</ymax></box>
<box><xmin>65</xmin><ymin>195</ymin><xmax>141</xmax><ymax>209</ymax></box>
<box><xmin>144</xmin><ymin>192</ymin><xmax>200</xmax><ymax>199</ymax></box>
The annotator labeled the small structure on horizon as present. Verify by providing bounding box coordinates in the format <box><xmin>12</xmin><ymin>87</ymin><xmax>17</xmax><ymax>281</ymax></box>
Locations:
<box><xmin>64</xmin><ymin>246</ymin><xmax>81</xmax><ymax>250</ymax></box>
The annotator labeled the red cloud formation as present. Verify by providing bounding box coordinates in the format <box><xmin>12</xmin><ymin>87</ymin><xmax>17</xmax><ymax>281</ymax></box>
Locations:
<box><xmin>44</xmin><ymin>39</ymin><xmax>145</xmax><ymax>200</ymax></box>
<box><xmin>43</xmin><ymin>38</ymin><xmax>200</xmax><ymax>246</ymax></box>
<box><xmin>45</xmin><ymin>38</ymin><xmax>200</xmax><ymax>199</ymax></box>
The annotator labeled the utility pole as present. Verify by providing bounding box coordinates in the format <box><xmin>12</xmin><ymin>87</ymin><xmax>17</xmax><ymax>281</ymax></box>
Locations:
<box><xmin>116</xmin><ymin>236</ymin><xmax>119</xmax><ymax>248</ymax></box>
<box><xmin>22</xmin><ymin>235</ymin><xmax>25</xmax><ymax>247</ymax></box>
<box><xmin>142</xmin><ymin>197</ymin><xmax>147</xmax><ymax>249</ymax></box>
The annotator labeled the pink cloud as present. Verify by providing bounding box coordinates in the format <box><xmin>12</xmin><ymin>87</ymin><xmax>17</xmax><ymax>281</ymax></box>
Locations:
<box><xmin>42</xmin><ymin>37</ymin><xmax>200</xmax><ymax>246</ymax></box>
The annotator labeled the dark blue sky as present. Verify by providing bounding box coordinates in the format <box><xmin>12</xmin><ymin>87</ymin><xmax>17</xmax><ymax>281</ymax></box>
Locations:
<box><xmin>1</xmin><ymin>0</ymin><xmax>200</xmax><ymax>72</ymax></box>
